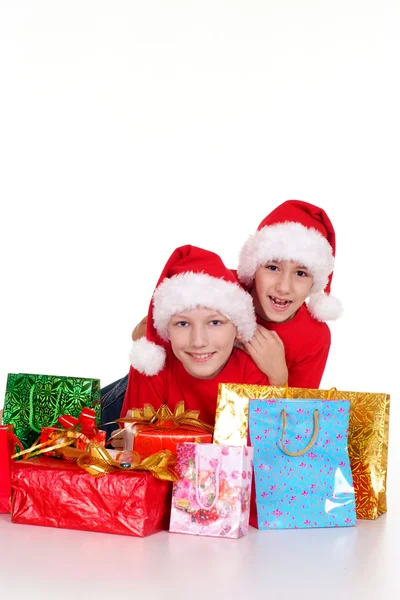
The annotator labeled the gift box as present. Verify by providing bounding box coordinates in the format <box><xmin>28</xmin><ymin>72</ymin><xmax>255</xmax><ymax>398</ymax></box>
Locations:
<box><xmin>249</xmin><ymin>399</ymin><xmax>356</xmax><ymax>529</ymax></box>
<box><xmin>0</xmin><ymin>424</ymin><xmax>21</xmax><ymax>513</ymax></box>
<box><xmin>11</xmin><ymin>455</ymin><xmax>172</xmax><ymax>537</ymax></box>
<box><xmin>169</xmin><ymin>442</ymin><xmax>253</xmax><ymax>538</ymax></box>
<box><xmin>214</xmin><ymin>383</ymin><xmax>390</xmax><ymax>520</ymax></box>
<box><xmin>3</xmin><ymin>373</ymin><xmax>101</xmax><ymax>449</ymax></box>
<box><xmin>122</xmin><ymin>402</ymin><xmax>213</xmax><ymax>457</ymax></box>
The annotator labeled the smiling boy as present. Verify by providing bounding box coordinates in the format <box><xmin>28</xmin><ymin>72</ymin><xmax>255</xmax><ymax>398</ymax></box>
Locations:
<box><xmin>104</xmin><ymin>202</ymin><xmax>341</xmax><ymax>431</ymax></box>
<box><xmin>120</xmin><ymin>245</ymin><xmax>275</xmax><ymax>426</ymax></box>
<box><xmin>237</xmin><ymin>199</ymin><xmax>342</xmax><ymax>388</ymax></box>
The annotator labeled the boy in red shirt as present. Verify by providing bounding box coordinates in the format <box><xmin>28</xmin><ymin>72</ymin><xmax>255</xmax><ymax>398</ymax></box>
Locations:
<box><xmin>120</xmin><ymin>245</ymin><xmax>274</xmax><ymax>426</ymax></box>
<box><xmin>102</xmin><ymin>200</ymin><xmax>341</xmax><ymax>433</ymax></box>
<box><xmin>236</xmin><ymin>199</ymin><xmax>342</xmax><ymax>388</ymax></box>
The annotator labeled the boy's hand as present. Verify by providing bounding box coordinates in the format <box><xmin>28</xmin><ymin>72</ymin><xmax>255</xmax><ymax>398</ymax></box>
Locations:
<box><xmin>132</xmin><ymin>316</ymin><xmax>147</xmax><ymax>341</ymax></box>
<box><xmin>238</xmin><ymin>325</ymin><xmax>288</xmax><ymax>386</ymax></box>
<box><xmin>109</xmin><ymin>429</ymin><xmax>125</xmax><ymax>449</ymax></box>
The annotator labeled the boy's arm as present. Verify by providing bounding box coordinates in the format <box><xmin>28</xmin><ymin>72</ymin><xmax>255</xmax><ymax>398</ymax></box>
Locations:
<box><xmin>287</xmin><ymin>344</ymin><xmax>330</xmax><ymax>389</ymax></box>
<box><xmin>240</xmin><ymin>352</ymin><xmax>271</xmax><ymax>386</ymax></box>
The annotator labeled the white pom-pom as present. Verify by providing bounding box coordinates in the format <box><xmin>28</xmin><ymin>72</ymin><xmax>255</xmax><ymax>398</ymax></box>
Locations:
<box><xmin>307</xmin><ymin>293</ymin><xmax>343</xmax><ymax>322</ymax></box>
<box><xmin>129</xmin><ymin>338</ymin><xmax>166</xmax><ymax>376</ymax></box>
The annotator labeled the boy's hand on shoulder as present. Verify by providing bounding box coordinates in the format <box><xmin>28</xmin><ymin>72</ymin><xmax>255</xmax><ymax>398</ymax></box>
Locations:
<box><xmin>238</xmin><ymin>325</ymin><xmax>288</xmax><ymax>386</ymax></box>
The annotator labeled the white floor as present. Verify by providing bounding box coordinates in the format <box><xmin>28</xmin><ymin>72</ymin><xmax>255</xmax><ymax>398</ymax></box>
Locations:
<box><xmin>1</xmin><ymin>473</ymin><xmax>398</xmax><ymax>600</ymax></box>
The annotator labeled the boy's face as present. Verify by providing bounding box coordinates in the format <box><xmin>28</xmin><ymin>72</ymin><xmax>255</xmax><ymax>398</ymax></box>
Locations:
<box><xmin>251</xmin><ymin>260</ymin><xmax>313</xmax><ymax>323</ymax></box>
<box><xmin>168</xmin><ymin>307</ymin><xmax>237</xmax><ymax>379</ymax></box>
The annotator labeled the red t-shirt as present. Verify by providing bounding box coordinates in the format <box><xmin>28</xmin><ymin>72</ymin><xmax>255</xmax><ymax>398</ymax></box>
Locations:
<box><xmin>256</xmin><ymin>303</ymin><xmax>331</xmax><ymax>389</ymax></box>
<box><xmin>121</xmin><ymin>347</ymin><xmax>270</xmax><ymax>426</ymax></box>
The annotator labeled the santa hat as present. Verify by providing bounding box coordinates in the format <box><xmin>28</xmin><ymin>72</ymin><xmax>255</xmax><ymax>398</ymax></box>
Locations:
<box><xmin>237</xmin><ymin>200</ymin><xmax>342</xmax><ymax>322</ymax></box>
<box><xmin>130</xmin><ymin>245</ymin><xmax>257</xmax><ymax>376</ymax></box>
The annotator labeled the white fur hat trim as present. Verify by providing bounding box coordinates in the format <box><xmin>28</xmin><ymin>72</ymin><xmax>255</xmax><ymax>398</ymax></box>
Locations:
<box><xmin>153</xmin><ymin>272</ymin><xmax>256</xmax><ymax>342</ymax></box>
<box><xmin>238</xmin><ymin>222</ymin><xmax>334</xmax><ymax>293</ymax></box>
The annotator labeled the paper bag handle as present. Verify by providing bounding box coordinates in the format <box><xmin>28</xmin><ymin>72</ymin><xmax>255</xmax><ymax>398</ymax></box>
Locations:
<box><xmin>29</xmin><ymin>383</ymin><xmax>63</xmax><ymax>433</ymax></box>
<box><xmin>280</xmin><ymin>409</ymin><xmax>319</xmax><ymax>457</ymax></box>
<box><xmin>195</xmin><ymin>453</ymin><xmax>221</xmax><ymax>511</ymax></box>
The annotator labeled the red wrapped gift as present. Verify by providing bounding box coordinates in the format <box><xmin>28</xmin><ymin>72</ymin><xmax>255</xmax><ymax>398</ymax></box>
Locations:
<box><xmin>0</xmin><ymin>424</ymin><xmax>22</xmax><ymax>514</ymax></box>
<box><xmin>40</xmin><ymin>408</ymin><xmax>106</xmax><ymax>453</ymax></box>
<box><xmin>121</xmin><ymin>402</ymin><xmax>213</xmax><ymax>457</ymax></box>
<box><xmin>11</xmin><ymin>455</ymin><xmax>172</xmax><ymax>537</ymax></box>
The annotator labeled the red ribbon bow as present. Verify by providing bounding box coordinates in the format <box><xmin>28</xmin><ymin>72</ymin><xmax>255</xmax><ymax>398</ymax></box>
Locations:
<box><xmin>58</xmin><ymin>407</ymin><xmax>97</xmax><ymax>437</ymax></box>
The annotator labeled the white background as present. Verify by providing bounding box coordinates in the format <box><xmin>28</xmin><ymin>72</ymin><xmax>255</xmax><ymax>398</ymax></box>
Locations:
<box><xmin>0</xmin><ymin>2</ymin><xmax>397</xmax><ymax>411</ymax></box>
<box><xmin>0</xmin><ymin>3</ymin><xmax>399</xmax><ymax>595</ymax></box>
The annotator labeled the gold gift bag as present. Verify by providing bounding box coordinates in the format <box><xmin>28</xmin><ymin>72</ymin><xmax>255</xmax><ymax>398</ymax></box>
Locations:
<box><xmin>214</xmin><ymin>384</ymin><xmax>390</xmax><ymax>520</ymax></box>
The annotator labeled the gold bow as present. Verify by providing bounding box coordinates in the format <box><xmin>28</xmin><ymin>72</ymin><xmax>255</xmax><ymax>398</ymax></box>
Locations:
<box><xmin>61</xmin><ymin>443</ymin><xmax>178</xmax><ymax>481</ymax></box>
<box><xmin>118</xmin><ymin>400</ymin><xmax>214</xmax><ymax>433</ymax></box>
<box><xmin>12</xmin><ymin>431</ymin><xmax>178</xmax><ymax>482</ymax></box>
<box><xmin>11</xmin><ymin>430</ymin><xmax>79</xmax><ymax>460</ymax></box>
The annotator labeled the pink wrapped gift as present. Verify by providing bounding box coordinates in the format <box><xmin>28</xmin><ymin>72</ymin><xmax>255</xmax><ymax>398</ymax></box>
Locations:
<box><xmin>170</xmin><ymin>442</ymin><xmax>253</xmax><ymax>538</ymax></box>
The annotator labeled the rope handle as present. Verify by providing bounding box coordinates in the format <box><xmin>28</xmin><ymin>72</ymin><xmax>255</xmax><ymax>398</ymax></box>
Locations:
<box><xmin>280</xmin><ymin>409</ymin><xmax>319</xmax><ymax>457</ymax></box>
<box><xmin>28</xmin><ymin>383</ymin><xmax>64</xmax><ymax>433</ymax></box>
<box><xmin>194</xmin><ymin>452</ymin><xmax>221</xmax><ymax>511</ymax></box>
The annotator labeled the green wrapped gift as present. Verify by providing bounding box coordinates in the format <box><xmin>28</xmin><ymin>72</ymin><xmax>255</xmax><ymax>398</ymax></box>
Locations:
<box><xmin>2</xmin><ymin>373</ymin><xmax>101</xmax><ymax>448</ymax></box>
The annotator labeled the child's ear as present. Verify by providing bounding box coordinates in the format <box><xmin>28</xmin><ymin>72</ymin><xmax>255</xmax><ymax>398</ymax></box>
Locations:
<box><xmin>234</xmin><ymin>333</ymin><xmax>244</xmax><ymax>349</ymax></box>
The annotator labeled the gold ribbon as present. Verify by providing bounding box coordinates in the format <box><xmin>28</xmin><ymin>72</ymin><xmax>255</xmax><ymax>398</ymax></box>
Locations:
<box><xmin>11</xmin><ymin>430</ymin><xmax>80</xmax><ymax>460</ymax></box>
<box><xmin>118</xmin><ymin>400</ymin><xmax>214</xmax><ymax>433</ymax></box>
<box><xmin>12</xmin><ymin>430</ymin><xmax>178</xmax><ymax>482</ymax></box>
<box><xmin>62</xmin><ymin>443</ymin><xmax>178</xmax><ymax>481</ymax></box>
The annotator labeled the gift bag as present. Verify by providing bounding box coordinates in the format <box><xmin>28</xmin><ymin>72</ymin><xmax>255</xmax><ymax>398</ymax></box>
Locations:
<box><xmin>249</xmin><ymin>399</ymin><xmax>356</xmax><ymax>529</ymax></box>
<box><xmin>214</xmin><ymin>383</ymin><xmax>390</xmax><ymax>520</ymax></box>
<box><xmin>2</xmin><ymin>373</ymin><xmax>101</xmax><ymax>449</ymax></box>
<box><xmin>170</xmin><ymin>442</ymin><xmax>253</xmax><ymax>538</ymax></box>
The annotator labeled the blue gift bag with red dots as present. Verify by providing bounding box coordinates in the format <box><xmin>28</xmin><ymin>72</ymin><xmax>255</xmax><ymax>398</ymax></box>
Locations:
<box><xmin>248</xmin><ymin>399</ymin><xmax>357</xmax><ymax>529</ymax></box>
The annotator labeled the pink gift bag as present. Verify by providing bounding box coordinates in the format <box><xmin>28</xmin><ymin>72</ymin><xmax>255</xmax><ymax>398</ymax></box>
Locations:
<box><xmin>169</xmin><ymin>442</ymin><xmax>253</xmax><ymax>538</ymax></box>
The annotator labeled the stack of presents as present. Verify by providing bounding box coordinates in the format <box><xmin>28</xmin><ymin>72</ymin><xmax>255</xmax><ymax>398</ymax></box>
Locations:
<box><xmin>0</xmin><ymin>372</ymin><xmax>390</xmax><ymax>538</ymax></box>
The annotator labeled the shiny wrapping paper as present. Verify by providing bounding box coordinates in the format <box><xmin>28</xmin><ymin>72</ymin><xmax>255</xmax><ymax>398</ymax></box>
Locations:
<box><xmin>3</xmin><ymin>373</ymin><xmax>101</xmax><ymax>449</ymax></box>
<box><xmin>11</xmin><ymin>456</ymin><xmax>171</xmax><ymax>537</ymax></box>
<box><xmin>0</xmin><ymin>425</ymin><xmax>17</xmax><ymax>513</ymax></box>
<box><xmin>214</xmin><ymin>384</ymin><xmax>390</xmax><ymax>520</ymax></box>
<box><xmin>132</xmin><ymin>425</ymin><xmax>212</xmax><ymax>456</ymax></box>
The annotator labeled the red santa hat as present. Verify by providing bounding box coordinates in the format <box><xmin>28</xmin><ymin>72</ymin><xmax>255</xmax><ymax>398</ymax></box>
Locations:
<box><xmin>130</xmin><ymin>245</ymin><xmax>257</xmax><ymax>376</ymax></box>
<box><xmin>237</xmin><ymin>200</ymin><xmax>342</xmax><ymax>322</ymax></box>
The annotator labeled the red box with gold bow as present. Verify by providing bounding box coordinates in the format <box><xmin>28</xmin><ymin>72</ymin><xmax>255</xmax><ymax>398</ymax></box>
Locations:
<box><xmin>10</xmin><ymin>444</ymin><xmax>178</xmax><ymax>537</ymax></box>
<box><xmin>39</xmin><ymin>407</ymin><xmax>106</xmax><ymax>453</ymax></box>
<box><xmin>121</xmin><ymin>402</ymin><xmax>213</xmax><ymax>457</ymax></box>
